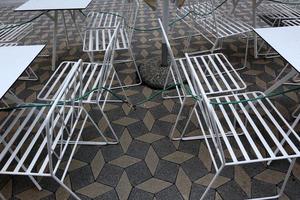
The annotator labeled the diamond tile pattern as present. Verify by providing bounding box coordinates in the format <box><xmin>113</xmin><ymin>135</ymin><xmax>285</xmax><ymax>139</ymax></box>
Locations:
<box><xmin>0</xmin><ymin>0</ymin><xmax>299</xmax><ymax>199</ymax></box>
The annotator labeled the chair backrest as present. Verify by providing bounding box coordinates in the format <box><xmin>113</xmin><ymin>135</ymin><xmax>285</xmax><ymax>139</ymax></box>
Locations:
<box><xmin>158</xmin><ymin>19</ymin><xmax>188</xmax><ymax>104</ymax></box>
<box><xmin>96</xmin><ymin>22</ymin><xmax>120</xmax><ymax>101</ymax></box>
<box><xmin>124</xmin><ymin>0</ymin><xmax>139</xmax><ymax>44</ymax></box>
<box><xmin>184</xmin><ymin>53</ymin><xmax>225</xmax><ymax>162</ymax></box>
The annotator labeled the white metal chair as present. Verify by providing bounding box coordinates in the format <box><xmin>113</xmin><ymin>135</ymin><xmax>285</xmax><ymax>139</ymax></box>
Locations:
<box><xmin>0</xmin><ymin>22</ymin><xmax>40</xmax><ymax>81</ymax></box>
<box><xmin>83</xmin><ymin>0</ymin><xmax>142</xmax><ymax>88</ymax></box>
<box><xmin>255</xmin><ymin>3</ymin><xmax>300</xmax><ymax>57</ymax></box>
<box><xmin>0</xmin><ymin>59</ymin><xmax>114</xmax><ymax>200</ymax></box>
<box><xmin>39</xmin><ymin>22</ymin><xmax>129</xmax><ymax>105</ymax></box>
<box><xmin>159</xmin><ymin>19</ymin><xmax>246</xmax><ymax>105</ymax></box>
<box><xmin>176</xmin><ymin>0</ymin><xmax>252</xmax><ymax>71</ymax></box>
<box><xmin>0</xmin><ymin>43</ymin><xmax>38</xmax><ymax>81</ymax></box>
<box><xmin>171</xmin><ymin>52</ymin><xmax>300</xmax><ymax>200</ymax></box>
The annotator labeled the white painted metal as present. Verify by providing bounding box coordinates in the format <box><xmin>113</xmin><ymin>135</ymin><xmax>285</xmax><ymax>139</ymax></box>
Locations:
<box><xmin>283</xmin><ymin>19</ymin><xmax>300</xmax><ymax>26</ymax></box>
<box><xmin>257</xmin><ymin>3</ymin><xmax>300</xmax><ymax>26</ymax></box>
<box><xmin>38</xmin><ymin>23</ymin><xmax>129</xmax><ymax>106</ymax></box>
<box><xmin>159</xmin><ymin>19</ymin><xmax>246</xmax><ymax>105</ymax></box>
<box><xmin>176</xmin><ymin>0</ymin><xmax>251</xmax><ymax>72</ymax></box>
<box><xmin>15</xmin><ymin>0</ymin><xmax>92</xmax><ymax>11</ymax></box>
<box><xmin>0</xmin><ymin>45</ymin><xmax>44</xmax><ymax>99</ymax></box>
<box><xmin>254</xmin><ymin>26</ymin><xmax>300</xmax><ymax>73</ymax></box>
<box><xmin>0</xmin><ymin>58</ymin><xmax>118</xmax><ymax>200</ymax></box>
<box><xmin>170</xmin><ymin>50</ymin><xmax>300</xmax><ymax>199</ymax></box>
<box><xmin>83</xmin><ymin>0</ymin><xmax>142</xmax><ymax>88</ymax></box>
<box><xmin>0</xmin><ymin>23</ymin><xmax>33</xmax><ymax>43</ymax></box>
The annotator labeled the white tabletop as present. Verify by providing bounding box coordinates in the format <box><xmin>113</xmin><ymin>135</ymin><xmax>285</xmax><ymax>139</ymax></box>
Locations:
<box><xmin>15</xmin><ymin>0</ymin><xmax>92</xmax><ymax>11</ymax></box>
<box><xmin>0</xmin><ymin>45</ymin><xmax>45</xmax><ymax>99</ymax></box>
<box><xmin>254</xmin><ymin>26</ymin><xmax>300</xmax><ymax>73</ymax></box>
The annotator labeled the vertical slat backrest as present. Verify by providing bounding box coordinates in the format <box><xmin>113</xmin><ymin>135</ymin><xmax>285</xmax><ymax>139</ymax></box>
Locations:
<box><xmin>44</xmin><ymin>60</ymin><xmax>83</xmax><ymax>173</ymax></box>
<box><xmin>124</xmin><ymin>0</ymin><xmax>139</xmax><ymax>44</ymax></box>
<box><xmin>96</xmin><ymin>22</ymin><xmax>120</xmax><ymax>102</ymax></box>
<box><xmin>184</xmin><ymin>53</ymin><xmax>225</xmax><ymax>162</ymax></box>
<box><xmin>158</xmin><ymin>19</ymin><xmax>188</xmax><ymax>103</ymax></box>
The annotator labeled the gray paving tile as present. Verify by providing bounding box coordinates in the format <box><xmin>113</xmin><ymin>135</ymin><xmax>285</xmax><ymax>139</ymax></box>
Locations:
<box><xmin>156</xmin><ymin>185</ymin><xmax>183</xmax><ymax>200</ymax></box>
<box><xmin>189</xmin><ymin>183</ymin><xmax>215</xmax><ymax>200</ymax></box>
<box><xmin>95</xmin><ymin>189</ymin><xmax>119</xmax><ymax>200</ymax></box>
<box><xmin>155</xmin><ymin>160</ymin><xmax>179</xmax><ymax>183</ymax></box>
<box><xmin>101</xmin><ymin>144</ymin><xmax>124</xmax><ymax>162</ymax></box>
<box><xmin>69</xmin><ymin>165</ymin><xmax>95</xmax><ymax>191</ymax></box>
<box><xmin>128</xmin><ymin>188</ymin><xmax>154</xmax><ymax>200</ymax></box>
<box><xmin>283</xmin><ymin>175</ymin><xmax>300</xmax><ymax>200</ymax></box>
<box><xmin>97</xmin><ymin>164</ymin><xmax>123</xmax><ymax>187</ymax></box>
<box><xmin>182</xmin><ymin>157</ymin><xmax>208</xmax><ymax>182</ymax></box>
<box><xmin>217</xmin><ymin>180</ymin><xmax>248</xmax><ymax>200</ymax></box>
<box><xmin>127</xmin><ymin>121</ymin><xmax>149</xmax><ymax>138</ymax></box>
<box><xmin>152</xmin><ymin>138</ymin><xmax>176</xmax><ymax>158</ymax></box>
<box><xmin>74</xmin><ymin>145</ymin><xmax>100</xmax><ymax>163</ymax></box>
<box><xmin>151</xmin><ymin>120</ymin><xmax>173</xmax><ymax>136</ymax></box>
<box><xmin>178</xmin><ymin>140</ymin><xmax>200</xmax><ymax>156</ymax></box>
<box><xmin>127</xmin><ymin>140</ymin><xmax>150</xmax><ymax>159</ymax></box>
<box><xmin>251</xmin><ymin>179</ymin><xmax>276</xmax><ymax>199</ymax></box>
<box><xmin>126</xmin><ymin>161</ymin><xmax>152</xmax><ymax>186</ymax></box>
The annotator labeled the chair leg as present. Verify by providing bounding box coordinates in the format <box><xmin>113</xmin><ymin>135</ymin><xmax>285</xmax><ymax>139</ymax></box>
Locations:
<box><xmin>248</xmin><ymin>158</ymin><xmax>296</xmax><ymax>200</ymax></box>
<box><xmin>200</xmin><ymin>165</ymin><xmax>225</xmax><ymax>200</ymax></box>
<box><xmin>170</xmin><ymin>96</ymin><xmax>188</xmax><ymax>140</ymax></box>
<box><xmin>52</xmin><ymin>175</ymin><xmax>80</xmax><ymax>200</ymax></box>
<box><xmin>275</xmin><ymin>63</ymin><xmax>289</xmax><ymax>82</ymax></box>
<box><xmin>19</xmin><ymin>67</ymin><xmax>39</xmax><ymax>81</ymax></box>
<box><xmin>110</xmin><ymin>46</ymin><xmax>142</xmax><ymax>89</ymax></box>
<box><xmin>0</xmin><ymin>191</ymin><xmax>6</xmax><ymax>200</ymax></box>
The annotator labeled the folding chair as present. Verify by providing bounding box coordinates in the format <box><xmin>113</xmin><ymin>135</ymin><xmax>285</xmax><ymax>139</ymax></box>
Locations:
<box><xmin>83</xmin><ymin>0</ymin><xmax>142</xmax><ymax>88</ymax></box>
<box><xmin>171</xmin><ymin>52</ymin><xmax>300</xmax><ymax>200</ymax></box>
<box><xmin>0</xmin><ymin>43</ymin><xmax>38</xmax><ymax>81</ymax></box>
<box><xmin>0</xmin><ymin>58</ymin><xmax>116</xmax><ymax>200</ymax></box>
<box><xmin>159</xmin><ymin>18</ymin><xmax>246</xmax><ymax>99</ymax></box>
<box><xmin>0</xmin><ymin>22</ymin><xmax>39</xmax><ymax>81</ymax></box>
<box><xmin>176</xmin><ymin>0</ymin><xmax>252</xmax><ymax>71</ymax></box>
<box><xmin>39</xmin><ymin>22</ymin><xmax>129</xmax><ymax>105</ymax></box>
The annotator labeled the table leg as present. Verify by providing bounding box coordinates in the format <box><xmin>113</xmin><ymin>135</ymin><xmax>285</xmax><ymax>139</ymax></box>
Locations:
<box><xmin>52</xmin><ymin>11</ymin><xmax>58</xmax><ymax>71</ymax></box>
<box><xmin>61</xmin><ymin>11</ymin><xmax>70</xmax><ymax>49</ymax></box>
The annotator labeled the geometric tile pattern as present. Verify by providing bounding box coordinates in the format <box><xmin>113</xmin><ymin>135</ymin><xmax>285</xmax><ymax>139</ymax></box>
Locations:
<box><xmin>0</xmin><ymin>0</ymin><xmax>299</xmax><ymax>199</ymax></box>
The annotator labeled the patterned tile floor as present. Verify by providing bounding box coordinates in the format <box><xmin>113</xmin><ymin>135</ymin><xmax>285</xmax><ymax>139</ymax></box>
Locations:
<box><xmin>0</xmin><ymin>0</ymin><xmax>300</xmax><ymax>199</ymax></box>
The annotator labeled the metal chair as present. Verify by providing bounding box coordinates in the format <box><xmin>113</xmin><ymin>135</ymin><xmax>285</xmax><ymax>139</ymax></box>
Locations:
<box><xmin>0</xmin><ymin>43</ymin><xmax>38</xmax><ymax>81</ymax></box>
<box><xmin>255</xmin><ymin>2</ymin><xmax>300</xmax><ymax>57</ymax></box>
<box><xmin>83</xmin><ymin>0</ymin><xmax>142</xmax><ymax>89</ymax></box>
<box><xmin>159</xmin><ymin>18</ymin><xmax>246</xmax><ymax>101</ymax></box>
<box><xmin>0</xmin><ymin>22</ymin><xmax>39</xmax><ymax>81</ymax></box>
<box><xmin>0</xmin><ymin>59</ymin><xmax>114</xmax><ymax>200</ymax></box>
<box><xmin>38</xmin><ymin>23</ymin><xmax>127</xmax><ymax>146</ymax></box>
<box><xmin>171</xmin><ymin>52</ymin><xmax>300</xmax><ymax>200</ymax></box>
<box><xmin>39</xmin><ymin>22</ymin><xmax>129</xmax><ymax>105</ymax></box>
<box><xmin>175</xmin><ymin>0</ymin><xmax>252</xmax><ymax>71</ymax></box>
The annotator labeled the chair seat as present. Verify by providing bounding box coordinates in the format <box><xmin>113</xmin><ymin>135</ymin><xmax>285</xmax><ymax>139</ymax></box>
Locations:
<box><xmin>257</xmin><ymin>3</ymin><xmax>300</xmax><ymax>23</ymax></box>
<box><xmin>83</xmin><ymin>28</ymin><xmax>129</xmax><ymax>52</ymax></box>
<box><xmin>180</xmin><ymin>53</ymin><xmax>246</xmax><ymax>95</ymax></box>
<box><xmin>206</xmin><ymin>91</ymin><xmax>300</xmax><ymax>165</ymax></box>
<box><xmin>38</xmin><ymin>61</ymin><xmax>112</xmax><ymax>103</ymax></box>
<box><xmin>86</xmin><ymin>11</ymin><xmax>123</xmax><ymax>29</ymax></box>
<box><xmin>283</xmin><ymin>19</ymin><xmax>300</xmax><ymax>26</ymax></box>
<box><xmin>0</xmin><ymin>23</ymin><xmax>33</xmax><ymax>43</ymax></box>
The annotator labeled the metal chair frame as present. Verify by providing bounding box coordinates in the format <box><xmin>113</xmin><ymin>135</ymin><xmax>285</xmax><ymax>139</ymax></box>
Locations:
<box><xmin>175</xmin><ymin>0</ymin><xmax>252</xmax><ymax>71</ymax></box>
<box><xmin>159</xmin><ymin>19</ymin><xmax>246</xmax><ymax>103</ymax></box>
<box><xmin>83</xmin><ymin>0</ymin><xmax>142</xmax><ymax>89</ymax></box>
<box><xmin>170</xmin><ymin>52</ymin><xmax>300</xmax><ymax>200</ymax></box>
<box><xmin>0</xmin><ymin>59</ymin><xmax>115</xmax><ymax>200</ymax></box>
<box><xmin>39</xmin><ymin>23</ymin><xmax>129</xmax><ymax>106</ymax></box>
